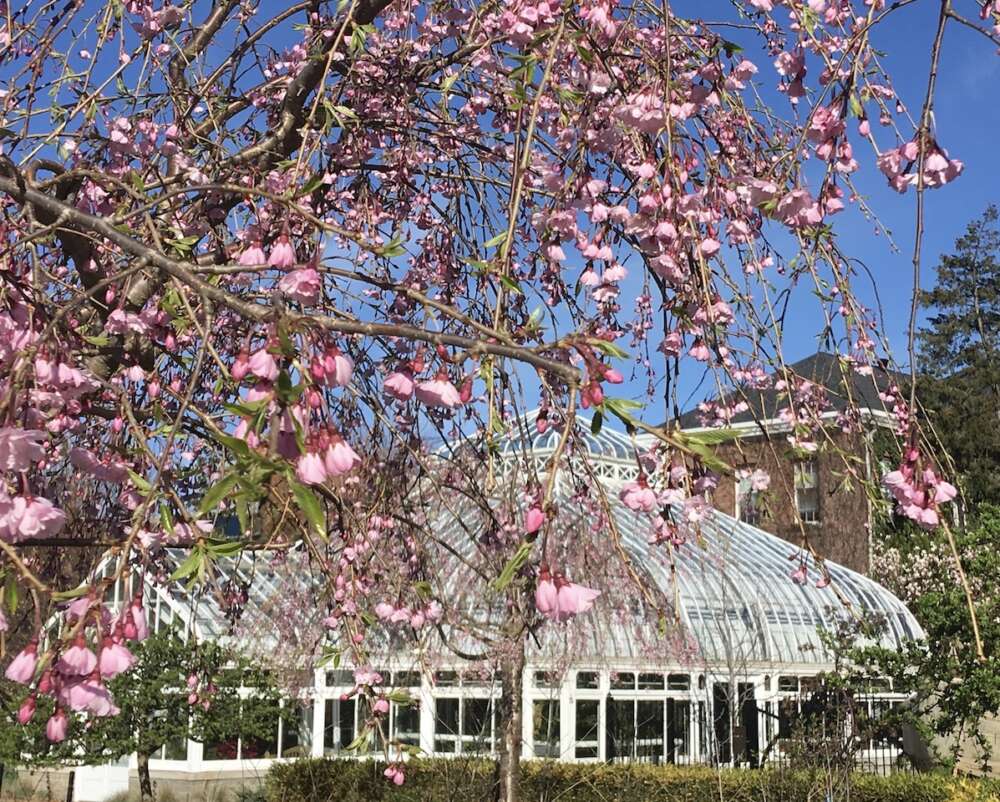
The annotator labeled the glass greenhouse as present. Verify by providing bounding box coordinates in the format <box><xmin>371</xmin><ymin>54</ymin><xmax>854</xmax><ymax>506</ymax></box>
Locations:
<box><xmin>77</xmin><ymin>413</ymin><xmax>923</xmax><ymax>797</ymax></box>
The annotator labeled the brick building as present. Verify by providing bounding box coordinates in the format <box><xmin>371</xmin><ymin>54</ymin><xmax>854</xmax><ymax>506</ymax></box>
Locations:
<box><xmin>668</xmin><ymin>353</ymin><xmax>901</xmax><ymax>575</ymax></box>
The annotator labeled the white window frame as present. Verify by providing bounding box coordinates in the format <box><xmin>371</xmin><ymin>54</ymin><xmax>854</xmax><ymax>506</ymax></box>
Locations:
<box><xmin>793</xmin><ymin>460</ymin><xmax>820</xmax><ymax>524</ymax></box>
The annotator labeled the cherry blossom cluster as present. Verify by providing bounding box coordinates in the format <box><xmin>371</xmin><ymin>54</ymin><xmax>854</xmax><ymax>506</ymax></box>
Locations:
<box><xmin>534</xmin><ymin>565</ymin><xmax>601</xmax><ymax>622</ymax></box>
<box><xmin>5</xmin><ymin>594</ymin><xmax>146</xmax><ymax>741</ymax></box>
<box><xmin>883</xmin><ymin>447</ymin><xmax>959</xmax><ymax>529</ymax></box>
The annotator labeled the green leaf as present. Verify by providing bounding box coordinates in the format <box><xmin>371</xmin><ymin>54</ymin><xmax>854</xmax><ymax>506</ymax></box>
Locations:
<box><xmin>686</xmin><ymin>441</ymin><xmax>732</xmax><ymax>473</ymax></box>
<box><xmin>170</xmin><ymin>548</ymin><xmax>206</xmax><ymax>582</ymax></box>
<box><xmin>235</xmin><ymin>496</ymin><xmax>250</xmax><ymax>534</ymax></box>
<box><xmin>290</xmin><ymin>479</ymin><xmax>326</xmax><ymax>539</ymax></box>
<box><xmin>3</xmin><ymin>574</ymin><xmax>18</xmax><ymax>614</ymax></box>
<box><xmin>216</xmin><ymin>434</ymin><xmax>253</xmax><ymax>460</ymax></box>
<box><xmin>494</xmin><ymin>540</ymin><xmax>535</xmax><ymax>591</ymax></box>
<box><xmin>483</xmin><ymin>231</ymin><xmax>508</xmax><ymax>249</ymax></box>
<box><xmin>603</xmin><ymin>397</ymin><xmax>644</xmax><ymax>431</ymax></box>
<box><xmin>127</xmin><ymin>469</ymin><xmax>153</xmax><ymax>495</ymax></box>
<box><xmin>378</xmin><ymin>243</ymin><xmax>407</xmax><ymax>258</ymax></box>
<box><xmin>275</xmin><ymin>370</ymin><xmax>304</xmax><ymax>405</ymax></box>
<box><xmin>206</xmin><ymin>539</ymin><xmax>243</xmax><ymax>558</ymax></box>
<box><xmin>590</xmin><ymin>410</ymin><xmax>603</xmax><ymax>435</ymax></box>
<box><xmin>160</xmin><ymin>503</ymin><xmax>175</xmax><ymax>535</ymax></box>
<box><xmin>590</xmin><ymin>339</ymin><xmax>630</xmax><ymax>359</ymax></box>
<box><xmin>499</xmin><ymin>275</ymin><xmax>522</xmax><ymax>294</ymax></box>
<box><xmin>849</xmin><ymin>93</ymin><xmax>863</xmax><ymax>119</ymax></box>
<box><xmin>439</xmin><ymin>72</ymin><xmax>458</xmax><ymax>95</ymax></box>
<box><xmin>198</xmin><ymin>473</ymin><xmax>239</xmax><ymax>515</ymax></box>
<box><xmin>344</xmin><ymin>729</ymin><xmax>371</xmax><ymax>752</ymax></box>
<box><xmin>680</xmin><ymin>428</ymin><xmax>741</xmax><ymax>446</ymax></box>
<box><xmin>51</xmin><ymin>585</ymin><xmax>91</xmax><ymax>601</ymax></box>
<box><xmin>296</xmin><ymin>174</ymin><xmax>325</xmax><ymax>198</ymax></box>
<box><xmin>223</xmin><ymin>398</ymin><xmax>271</xmax><ymax>418</ymax></box>
<box><xmin>81</xmin><ymin>333</ymin><xmax>112</xmax><ymax>346</ymax></box>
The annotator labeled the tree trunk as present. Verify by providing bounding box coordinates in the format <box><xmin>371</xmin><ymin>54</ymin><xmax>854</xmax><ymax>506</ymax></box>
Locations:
<box><xmin>137</xmin><ymin>750</ymin><xmax>154</xmax><ymax>802</ymax></box>
<box><xmin>495</xmin><ymin>640</ymin><xmax>526</xmax><ymax>802</ymax></box>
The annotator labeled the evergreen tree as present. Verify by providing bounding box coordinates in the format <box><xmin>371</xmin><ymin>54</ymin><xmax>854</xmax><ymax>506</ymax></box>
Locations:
<box><xmin>918</xmin><ymin>205</ymin><xmax>1000</xmax><ymax>508</ymax></box>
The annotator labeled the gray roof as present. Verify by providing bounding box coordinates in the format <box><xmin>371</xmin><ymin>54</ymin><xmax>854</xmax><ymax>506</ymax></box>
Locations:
<box><xmin>675</xmin><ymin>351</ymin><xmax>903</xmax><ymax>429</ymax></box>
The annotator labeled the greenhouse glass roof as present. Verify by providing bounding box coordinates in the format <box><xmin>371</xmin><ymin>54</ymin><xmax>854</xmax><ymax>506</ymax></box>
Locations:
<box><xmin>145</xmin><ymin>411</ymin><xmax>922</xmax><ymax>669</ymax></box>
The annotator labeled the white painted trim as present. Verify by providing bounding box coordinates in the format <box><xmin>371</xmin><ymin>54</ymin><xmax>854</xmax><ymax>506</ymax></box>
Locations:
<box><xmin>638</xmin><ymin>408</ymin><xmax>896</xmax><ymax>442</ymax></box>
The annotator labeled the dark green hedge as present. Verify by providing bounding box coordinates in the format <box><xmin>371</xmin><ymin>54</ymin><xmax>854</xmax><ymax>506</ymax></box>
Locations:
<box><xmin>266</xmin><ymin>758</ymin><xmax>999</xmax><ymax>802</ymax></box>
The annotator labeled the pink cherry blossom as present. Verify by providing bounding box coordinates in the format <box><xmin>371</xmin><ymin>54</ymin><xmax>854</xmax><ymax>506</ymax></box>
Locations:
<box><xmin>267</xmin><ymin>234</ymin><xmax>296</xmax><ymax>268</ymax></box>
<box><xmin>60</xmin><ymin>675</ymin><xmax>118</xmax><ymax>716</ymax></box>
<box><xmin>0</xmin><ymin>427</ymin><xmax>46</xmax><ymax>471</ymax></box>
<box><xmin>620</xmin><ymin>479</ymin><xmax>658</xmax><ymax>512</ymax></box>
<box><xmin>238</xmin><ymin>242</ymin><xmax>266</xmax><ymax>266</ymax></box>
<box><xmin>554</xmin><ymin>575</ymin><xmax>601</xmax><ymax>622</ymax></box>
<box><xmin>296</xmin><ymin>451</ymin><xmax>327</xmax><ymax>485</ymax></box>
<box><xmin>425</xmin><ymin>601</ymin><xmax>443</xmax><ymax>622</ymax></box>
<box><xmin>278</xmin><ymin>268</ymin><xmax>321</xmax><ymax>304</ymax></box>
<box><xmin>4</xmin><ymin>641</ymin><xmax>38</xmax><ymax>684</ymax></box>
<box><xmin>525</xmin><ymin>506</ymin><xmax>545</xmax><ymax>534</ymax></box>
<box><xmin>415</xmin><ymin>374</ymin><xmax>462</xmax><ymax>408</ymax></box>
<box><xmin>17</xmin><ymin>695</ymin><xmax>36</xmax><ymax>724</ymax></box>
<box><xmin>231</xmin><ymin>351</ymin><xmax>250</xmax><ymax>381</ymax></box>
<box><xmin>322</xmin><ymin>348</ymin><xmax>353</xmax><ymax>387</ymax></box>
<box><xmin>46</xmin><ymin>708</ymin><xmax>69</xmax><ymax>742</ymax></box>
<box><xmin>324</xmin><ymin>436</ymin><xmax>360</xmax><ymax>476</ymax></box>
<box><xmin>0</xmin><ymin>495</ymin><xmax>67</xmax><ymax>542</ymax></box>
<box><xmin>534</xmin><ymin>567</ymin><xmax>558</xmax><ymax>618</ymax></box>
<box><xmin>98</xmin><ymin>638</ymin><xmax>136</xmax><ymax>679</ymax></box>
<box><xmin>56</xmin><ymin>635</ymin><xmax>98</xmax><ymax>676</ymax></box>
<box><xmin>384</xmin><ymin>370</ymin><xmax>415</xmax><ymax>400</ymax></box>
<box><xmin>247</xmin><ymin>348</ymin><xmax>279</xmax><ymax>382</ymax></box>
<box><xmin>127</xmin><ymin>597</ymin><xmax>149</xmax><ymax>641</ymax></box>
<box><xmin>383</xmin><ymin>765</ymin><xmax>405</xmax><ymax>786</ymax></box>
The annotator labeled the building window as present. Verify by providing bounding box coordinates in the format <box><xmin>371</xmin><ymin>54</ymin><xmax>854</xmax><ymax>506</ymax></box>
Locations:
<box><xmin>433</xmin><ymin>697</ymin><xmax>460</xmax><ymax>753</ymax></box>
<box><xmin>532</xmin><ymin>699</ymin><xmax>561</xmax><ymax>757</ymax></box>
<box><xmin>324</xmin><ymin>697</ymin><xmax>370</xmax><ymax>755</ymax></box>
<box><xmin>433</xmin><ymin>696</ymin><xmax>494</xmax><ymax>754</ymax></box>
<box><xmin>794</xmin><ymin>460</ymin><xmax>820</xmax><ymax>523</ymax></box>
<box><xmin>390</xmin><ymin>676</ymin><xmax>421</xmax><ymax>747</ymax></box>
<box><xmin>575</xmin><ymin>700</ymin><xmax>600</xmax><ymax>759</ymax></box>
<box><xmin>736</xmin><ymin>476</ymin><xmax>761</xmax><ymax>526</ymax></box>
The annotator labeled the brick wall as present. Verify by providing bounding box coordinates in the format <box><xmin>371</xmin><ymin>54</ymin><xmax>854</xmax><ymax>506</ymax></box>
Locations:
<box><xmin>707</xmin><ymin>429</ymin><xmax>873</xmax><ymax>574</ymax></box>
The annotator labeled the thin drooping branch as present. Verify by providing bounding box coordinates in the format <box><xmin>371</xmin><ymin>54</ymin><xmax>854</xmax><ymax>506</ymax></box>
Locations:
<box><xmin>0</xmin><ymin>174</ymin><xmax>582</xmax><ymax>385</ymax></box>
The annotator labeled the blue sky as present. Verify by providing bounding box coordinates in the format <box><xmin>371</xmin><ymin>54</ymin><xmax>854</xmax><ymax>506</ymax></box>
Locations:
<box><xmin>624</xmin><ymin>1</ymin><xmax>1000</xmax><ymax>415</ymax></box>
<box><xmin>15</xmin><ymin>2</ymin><xmax>995</xmax><ymax>421</ymax></box>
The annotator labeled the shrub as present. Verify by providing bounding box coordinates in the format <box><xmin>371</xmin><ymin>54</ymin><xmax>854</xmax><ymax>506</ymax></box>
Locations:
<box><xmin>265</xmin><ymin>759</ymin><xmax>1000</xmax><ymax>802</ymax></box>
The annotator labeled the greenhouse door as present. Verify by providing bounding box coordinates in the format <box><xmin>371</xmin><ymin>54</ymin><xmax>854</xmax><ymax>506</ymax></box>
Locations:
<box><xmin>605</xmin><ymin>696</ymin><xmax>633</xmax><ymax>762</ymax></box>
<box><xmin>712</xmin><ymin>683</ymin><xmax>732</xmax><ymax>764</ymax></box>
<box><xmin>665</xmin><ymin>698</ymin><xmax>691</xmax><ymax>764</ymax></box>
<box><xmin>737</xmin><ymin>683</ymin><xmax>760</xmax><ymax>767</ymax></box>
